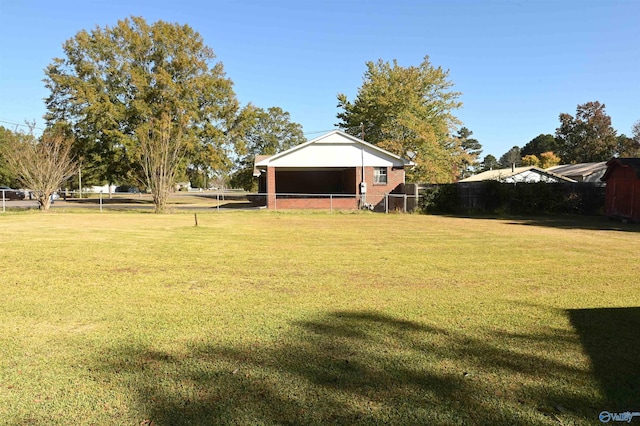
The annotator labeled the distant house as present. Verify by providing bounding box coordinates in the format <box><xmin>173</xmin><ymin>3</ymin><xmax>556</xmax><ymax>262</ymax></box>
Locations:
<box><xmin>87</xmin><ymin>184</ymin><xmax>118</xmax><ymax>194</ymax></box>
<box><xmin>601</xmin><ymin>158</ymin><xmax>640</xmax><ymax>222</ymax></box>
<box><xmin>253</xmin><ymin>130</ymin><xmax>413</xmax><ymax>210</ymax></box>
<box><xmin>546</xmin><ymin>162</ymin><xmax>607</xmax><ymax>183</ymax></box>
<box><xmin>459</xmin><ymin>166</ymin><xmax>576</xmax><ymax>184</ymax></box>
<box><xmin>175</xmin><ymin>182</ymin><xmax>191</xmax><ymax>191</ymax></box>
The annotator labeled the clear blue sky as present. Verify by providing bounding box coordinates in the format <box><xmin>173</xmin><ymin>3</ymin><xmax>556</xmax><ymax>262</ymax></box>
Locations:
<box><xmin>1</xmin><ymin>0</ymin><xmax>639</xmax><ymax>158</ymax></box>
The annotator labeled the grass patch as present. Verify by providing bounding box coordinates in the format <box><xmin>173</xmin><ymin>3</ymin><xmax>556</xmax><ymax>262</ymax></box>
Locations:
<box><xmin>0</xmin><ymin>212</ymin><xmax>638</xmax><ymax>425</ymax></box>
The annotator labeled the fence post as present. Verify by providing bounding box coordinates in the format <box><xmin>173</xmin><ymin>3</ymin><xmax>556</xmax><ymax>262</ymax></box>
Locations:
<box><xmin>99</xmin><ymin>191</ymin><xmax>103</xmax><ymax>212</ymax></box>
<box><xmin>216</xmin><ymin>193</ymin><xmax>220</xmax><ymax>212</ymax></box>
<box><xmin>1</xmin><ymin>190</ymin><xmax>5</xmax><ymax>213</ymax></box>
<box><xmin>404</xmin><ymin>194</ymin><xmax>407</xmax><ymax>213</ymax></box>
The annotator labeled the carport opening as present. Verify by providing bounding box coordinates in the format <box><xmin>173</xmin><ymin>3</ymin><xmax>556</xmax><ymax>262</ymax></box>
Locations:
<box><xmin>276</xmin><ymin>168</ymin><xmax>356</xmax><ymax>195</ymax></box>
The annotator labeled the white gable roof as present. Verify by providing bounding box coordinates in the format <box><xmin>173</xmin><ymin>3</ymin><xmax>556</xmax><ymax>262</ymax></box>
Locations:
<box><xmin>255</xmin><ymin>130</ymin><xmax>413</xmax><ymax>168</ymax></box>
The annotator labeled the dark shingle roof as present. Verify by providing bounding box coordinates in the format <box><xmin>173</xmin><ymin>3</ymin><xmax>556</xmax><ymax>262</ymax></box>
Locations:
<box><xmin>602</xmin><ymin>158</ymin><xmax>640</xmax><ymax>181</ymax></box>
<box><xmin>253</xmin><ymin>155</ymin><xmax>271</xmax><ymax>177</ymax></box>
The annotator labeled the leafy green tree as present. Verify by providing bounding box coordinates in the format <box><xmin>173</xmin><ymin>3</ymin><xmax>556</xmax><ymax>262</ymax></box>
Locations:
<box><xmin>498</xmin><ymin>146</ymin><xmax>521</xmax><ymax>168</ymax></box>
<box><xmin>0</xmin><ymin>128</ymin><xmax>76</xmax><ymax>211</ymax></box>
<box><xmin>455</xmin><ymin>127</ymin><xmax>482</xmax><ymax>178</ymax></box>
<box><xmin>555</xmin><ymin>101</ymin><xmax>617</xmax><ymax>163</ymax></box>
<box><xmin>229</xmin><ymin>106</ymin><xmax>306</xmax><ymax>191</ymax></box>
<box><xmin>44</xmin><ymin>16</ymin><xmax>240</xmax><ymax>211</ymax></box>
<box><xmin>336</xmin><ymin>56</ymin><xmax>463</xmax><ymax>183</ymax></box>
<box><xmin>616</xmin><ymin>135</ymin><xmax>640</xmax><ymax>158</ymax></box>
<box><xmin>0</xmin><ymin>126</ymin><xmax>21</xmax><ymax>186</ymax></box>
<box><xmin>615</xmin><ymin>120</ymin><xmax>640</xmax><ymax>157</ymax></box>
<box><xmin>521</xmin><ymin>134</ymin><xmax>558</xmax><ymax>158</ymax></box>
<box><xmin>481</xmin><ymin>154</ymin><xmax>499</xmax><ymax>171</ymax></box>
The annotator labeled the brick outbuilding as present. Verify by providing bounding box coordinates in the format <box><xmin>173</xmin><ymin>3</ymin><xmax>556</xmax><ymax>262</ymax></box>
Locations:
<box><xmin>601</xmin><ymin>158</ymin><xmax>640</xmax><ymax>222</ymax></box>
<box><xmin>253</xmin><ymin>130</ymin><xmax>413</xmax><ymax>210</ymax></box>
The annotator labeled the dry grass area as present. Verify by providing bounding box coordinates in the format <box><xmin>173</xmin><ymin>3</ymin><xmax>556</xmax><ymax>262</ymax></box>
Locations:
<box><xmin>50</xmin><ymin>191</ymin><xmax>252</xmax><ymax>210</ymax></box>
<box><xmin>0</xmin><ymin>211</ymin><xmax>638</xmax><ymax>425</ymax></box>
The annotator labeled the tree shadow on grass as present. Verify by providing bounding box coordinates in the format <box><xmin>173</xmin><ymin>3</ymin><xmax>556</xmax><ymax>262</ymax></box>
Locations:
<box><xmin>568</xmin><ymin>307</ymin><xmax>640</xmax><ymax>411</ymax></box>
<box><xmin>503</xmin><ymin>216</ymin><xmax>640</xmax><ymax>233</ymax></box>
<box><xmin>94</xmin><ymin>311</ymin><xmax>604</xmax><ymax>425</ymax></box>
<box><xmin>442</xmin><ymin>214</ymin><xmax>640</xmax><ymax>232</ymax></box>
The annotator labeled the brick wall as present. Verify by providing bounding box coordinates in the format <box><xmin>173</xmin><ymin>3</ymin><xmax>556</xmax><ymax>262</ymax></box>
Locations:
<box><xmin>266</xmin><ymin>167</ymin><xmax>276</xmax><ymax>208</ymax></box>
<box><xmin>266</xmin><ymin>166</ymin><xmax>405</xmax><ymax>210</ymax></box>
<box><xmin>273</xmin><ymin>196</ymin><xmax>358</xmax><ymax>210</ymax></box>
<box><xmin>357</xmin><ymin>166</ymin><xmax>405</xmax><ymax>209</ymax></box>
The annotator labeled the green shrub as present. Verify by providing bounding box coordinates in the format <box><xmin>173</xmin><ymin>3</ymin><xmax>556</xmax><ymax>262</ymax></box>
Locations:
<box><xmin>419</xmin><ymin>184</ymin><xmax>459</xmax><ymax>214</ymax></box>
<box><xmin>419</xmin><ymin>181</ymin><xmax>605</xmax><ymax>216</ymax></box>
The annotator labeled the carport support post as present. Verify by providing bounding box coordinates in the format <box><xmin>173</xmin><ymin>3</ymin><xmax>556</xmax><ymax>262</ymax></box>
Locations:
<box><xmin>1</xmin><ymin>190</ymin><xmax>5</xmax><ymax>213</ymax></box>
<box><xmin>404</xmin><ymin>194</ymin><xmax>407</xmax><ymax>213</ymax></box>
<box><xmin>385</xmin><ymin>193</ymin><xmax>388</xmax><ymax>214</ymax></box>
<box><xmin>266</xmin><ymin>167</ymin><xmax>276</xmax><ymax>210</ymax></box>
<box><xmin>330</xmin><ymin>194</ymin><xmax>333</xmax><ymax>213</ymax></box>
<box><xmin>99</xmin><ymin>191</ymin><xmax>103</xmax><ymax>212</ymax></box>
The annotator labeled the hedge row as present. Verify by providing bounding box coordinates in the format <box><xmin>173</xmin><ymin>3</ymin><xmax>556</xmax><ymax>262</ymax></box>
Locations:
<box><xmin>419</xmin><ymin>182</ymin><xmax>606</xmax><ymax>216</ymax></box>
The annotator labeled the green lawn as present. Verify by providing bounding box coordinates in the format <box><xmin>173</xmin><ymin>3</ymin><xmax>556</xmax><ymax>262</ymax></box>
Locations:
<box><xmin>0</xmin><ymin>211</ymin><xmax>638</xmax><ymax>425</ymax></box>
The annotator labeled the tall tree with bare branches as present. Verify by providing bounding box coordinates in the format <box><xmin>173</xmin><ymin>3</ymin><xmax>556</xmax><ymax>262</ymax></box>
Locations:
<box><xmin>0</xmin><ymin>128</ymin><xmax>76</xmax><ymax>211</ymax></box>
<box><xmin>136</xmin><ymin>114</ymin><xmax>188</xmax><ymax>213</ymax></box>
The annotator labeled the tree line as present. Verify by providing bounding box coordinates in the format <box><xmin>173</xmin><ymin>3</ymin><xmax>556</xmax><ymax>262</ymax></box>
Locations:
<box><xmin>0</xmin><ymin>17</ymin><xmax>307</xmax><ymax>212</ymax></box>
<box><xmin>0</xmin><ymin>16</ymin><xmax>638</xmax><ymax>212</ymax></box>
<box><xmin>483</xmin><ymin>102</ymin><xmax>640</xmax><ymax>172</ymax></box>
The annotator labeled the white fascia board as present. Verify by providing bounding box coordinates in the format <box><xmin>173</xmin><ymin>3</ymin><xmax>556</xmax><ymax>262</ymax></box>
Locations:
<box><xmin>255</xmin><ymin>130</ymin><xmax>412</xmax><ymax>168</ymax></box>
<box><xmin>268</xmin><ymin>143</ymin><xmax>403</xmax><ymax>167</ymax></box>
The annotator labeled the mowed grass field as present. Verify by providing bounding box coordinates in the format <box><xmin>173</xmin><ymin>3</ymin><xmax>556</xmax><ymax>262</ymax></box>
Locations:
<box><xmin>0</xmin><ymin>211</ymin><xmax>638</xmax><ymax>425</ymax></box>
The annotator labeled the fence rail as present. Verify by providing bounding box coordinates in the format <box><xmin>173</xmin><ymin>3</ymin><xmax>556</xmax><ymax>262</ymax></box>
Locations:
<box><xmin>247</xmin><ymin>192</ymin><xmax>419</xmax><ymax>213</ymax></box>
<box><xmin>2</xmin><ymin>190</ymin><xmax>420</xmax><ymax>213</ymax></box>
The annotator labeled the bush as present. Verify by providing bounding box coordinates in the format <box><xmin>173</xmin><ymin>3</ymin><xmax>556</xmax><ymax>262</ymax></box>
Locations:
<box><xmin>508</xmin><ymin>183</ymin><xmax>565</xmax><ymax>215</ymax></box>
<box><xmin>419</xmin><ymin>184</ymin><xmax>459</xmax><ymax>214</ymax></box>
<box><xmin>419</xmin><ymin>182</ymin><xmax>605</xmax><ymax>216</ymax></box>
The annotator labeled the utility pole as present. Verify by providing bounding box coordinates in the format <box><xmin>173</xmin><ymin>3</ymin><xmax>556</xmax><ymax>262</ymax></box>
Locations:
<box><xmin>359</xmin><ymin>122</ymin><xmax>366</xmax><ymax>208</ymax></box>
<box><xmin>78</xmin><ymin>160</ymin><xmax>82</xmax><ymax>199</ymax></box>
<box><xmin>360</xmin><ymin>122</ymin><xmax>365</xmax><ymax>181</ymax></box>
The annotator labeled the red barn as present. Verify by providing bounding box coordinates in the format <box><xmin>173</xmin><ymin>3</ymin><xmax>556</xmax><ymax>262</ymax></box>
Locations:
<box><xmin>601</xmin><ymin>158</ymin><xmax>640</xmax><ymax>222</ymax></box>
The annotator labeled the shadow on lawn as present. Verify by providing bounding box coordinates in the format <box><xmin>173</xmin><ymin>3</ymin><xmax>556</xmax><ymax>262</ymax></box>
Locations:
<box><xmin>441</xmin><ymin>213</ymin><xmax>638</xmax><ymax>232</ymax></box>
<box><xmin>440</xmin><ymin>213</ymin><xmax>639</xmax><ymax>232</ymax></box>
<box><xmin>503</xmin><ymin>216</ymin><xmax>639</xmax><ymax>233</ymax></box>
<box><xmin>95</xmin><ymin>311</ymin><xmax>603</xmax><ymax>425</ymax></box>
<box><xmin>568</xmin><ymin>307</ymin><xmax>640</xmax><ymax>411</ymax></box>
